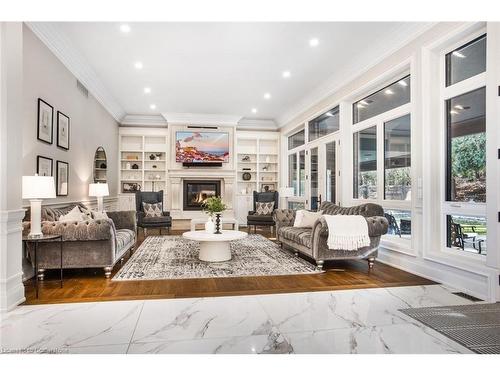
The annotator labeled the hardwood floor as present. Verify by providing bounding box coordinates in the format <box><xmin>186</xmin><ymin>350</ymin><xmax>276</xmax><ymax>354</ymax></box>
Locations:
<box><xmin>22</xmin><ymin>228</ymin><xmax>434</xmax><ymax>305</ymax></box>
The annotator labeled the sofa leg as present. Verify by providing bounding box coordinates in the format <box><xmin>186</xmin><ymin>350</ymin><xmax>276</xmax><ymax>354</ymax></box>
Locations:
<box><xmin>316</xmin><ymin>260</ymin><xmax>324</xmax><ymax>271</ymax></box>
<box><xmin>144</xmin><ymin>228</ymin><xmax>148</xmax><ymax>237</ymax></box>
<box><xmin>367</xmin><ymin>257</ymin><xmax>375</xmax><ymax>270</ymax></box>
<box><xmin>37</xmin><ymin>269</ymin><xmax>45</xmax><ymax>281</ymax></box>
<box><xmin>104</xmin><ymin>266</ymin><xmax>112</xmax><ymax>278</ymax></box>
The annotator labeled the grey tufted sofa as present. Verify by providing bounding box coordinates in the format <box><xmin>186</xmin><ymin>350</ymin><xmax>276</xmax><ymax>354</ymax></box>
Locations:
<box><xmin>23</xmin><ymin>203</ymin><xmax>136</xmax><ymax>278</ymax></box>
<box><xmin>273</xmin><ymin>202</ymin><xmax>388</xmax><ymax>270</ymax></box>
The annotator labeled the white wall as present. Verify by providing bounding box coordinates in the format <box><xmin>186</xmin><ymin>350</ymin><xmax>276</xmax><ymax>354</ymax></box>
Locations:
<box><xmin>279</xmin><ymin>22</ymin><xmax>500</xmax><ymax>301</ymax></box>
<box><xmin>22</xmin><ymin>25</ymin><xmax>119</xmax><ymax>205</ymax></box>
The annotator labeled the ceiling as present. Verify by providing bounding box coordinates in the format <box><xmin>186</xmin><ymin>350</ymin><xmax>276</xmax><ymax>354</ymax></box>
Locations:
<box><xmin>35</xmin><ymin>22</ymin><xmax>431</xmax><ymax>126</ymax></box>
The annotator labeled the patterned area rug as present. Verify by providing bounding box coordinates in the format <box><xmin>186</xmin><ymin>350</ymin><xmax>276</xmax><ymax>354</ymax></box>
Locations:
<box><xmin>400</xmin><ymin>303</ymin><xmax>500</xmax><ymax>354</ymax></box>
<box><xmin>113</xmin><ymin>234</ymin><xmax>320</xmax><ymax>281</ymax></box>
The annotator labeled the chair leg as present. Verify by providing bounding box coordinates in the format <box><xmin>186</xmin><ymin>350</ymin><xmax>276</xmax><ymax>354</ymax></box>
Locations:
<box><xmin>254</xmin><ymin>225</ymin><xmax>257</xmax><ymax>234</ymax></box>
<box><xmin>144</xmin><ymin>228</ymin><xmax>148</xmax><ymax>237</ymax></box>
<box><xmin>104</xmin><ymin>266</ymin><xmax>112</xmax><ymax>278</ymax></box>
<box><xmin>159</xmin><ymin>228</ymin><xmax>162</xmax><ymax>235</ymax></box>
<box><xmin>316</xmin><ymin>260</ymin><xmax>324</xmax><ymax>271</ymax></box>
<box><xmin>367</xmin><ymin>257</ymin><xmax>375</xmax><ymax>270</ymax></box>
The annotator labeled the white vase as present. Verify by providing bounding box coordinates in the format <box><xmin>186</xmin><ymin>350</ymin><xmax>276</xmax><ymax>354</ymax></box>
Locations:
<box><xmin>205</xmin><ymin>217</ymin><xmax>215</xmax><ymax>233</ymax></box>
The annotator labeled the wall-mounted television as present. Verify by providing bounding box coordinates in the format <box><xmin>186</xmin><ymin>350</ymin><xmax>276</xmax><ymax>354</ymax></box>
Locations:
<box><xmin>175</xmin><ymin>131</ymin><xmax>229</xmax><ymax>163</ymax></box>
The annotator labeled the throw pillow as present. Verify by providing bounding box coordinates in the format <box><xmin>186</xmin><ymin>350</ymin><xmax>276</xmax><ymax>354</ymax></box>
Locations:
<box><xmin>143</xmin><ymin>202</ymin><xmax>163</xmax><ymax>218</ymax></box>
<box><xmin>255</xmin><ymin>201</ymin><xmax>274</xmax><ymax>215</ymax></box>
<box><xmin>293</xmin><ymin>209</ymin><xmax>323</xmax><ymax>228</ymax></box>
<box><xmin>58</xmin><ymin>206</ymin><xmax>87</xmax><ymax>222</ymax></box>
<box><xmin>92</xmin><ymin>211</ymin><xmax>109</xmax><ymax>220</ymax></box>
<box><xmin>80</xmin><ymin>205</ymin><xmax>93</xmax><ymax>220</ymax></box>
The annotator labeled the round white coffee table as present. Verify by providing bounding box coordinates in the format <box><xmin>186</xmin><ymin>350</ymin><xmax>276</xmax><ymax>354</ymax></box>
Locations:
<box><xmin>182</xmin><ymin>230</ymin><xmax>248</xmax><ymax>262</ymax></box>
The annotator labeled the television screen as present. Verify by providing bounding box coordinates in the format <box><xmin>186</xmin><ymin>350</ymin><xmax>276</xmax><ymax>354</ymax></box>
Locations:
<box><xmin>175</xmin><ymin>131</ymin><xmax>229</xmax><ymax>163</ymax></box>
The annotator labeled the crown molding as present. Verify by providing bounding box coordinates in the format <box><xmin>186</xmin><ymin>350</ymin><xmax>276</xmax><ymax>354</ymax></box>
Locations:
<box><xmin>120</xmin><ymin>114</ymin><xmax>167</xmax><ymax>127</ymax></box>
<box><xmin>237</xmin><ymin>118</ymin><xmax>278</xmax><ymax>131</ymax></box>
<box><xmin>276</xmin><ymin>22</ymin><xmax>437</xmax><ymax>128</ymax></box>
<box><xmin>25</xmin><ymin>22</ymin><xmax>126</xmax><ymax>122</ymax></box>
<box><xmin>162</xmin><ymin>112</ymin><xmax>243</xmax><ymax>126</ymax></box>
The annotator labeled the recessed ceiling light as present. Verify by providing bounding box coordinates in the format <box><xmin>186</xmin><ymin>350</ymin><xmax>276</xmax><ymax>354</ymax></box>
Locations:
<box><xmin>452</xmin><ymin>51</ymin><xmax>466</xmax><ymax>58</ymax></box>
<box><xmin>149</xmin><ymin>104</ymin><xmax>156</xmax><ymax>110</ymax></box>
<box><xmin>450</xmin><ymin>110</ymin><xmax>459</xmax><ymax>115</ymax></box>
<box><xmin>134</xmin><ymin>61</ymin><xmax>143</xmax><ymax>70</ymax></box>
<box><xmin>144</xmin><ymin>87</ymin><xmax>151</xmax><ymax>94</ymax></box>
<box><xmin>251</xmin><ymin>108</ymin><xmax>258</xmax><ymax>114</ymax></box>
<box><xmin>309</xmin><ymin>38</ymin><xmax>319</xmax><ymax>47</ymax></box>
<box><xmin>357</xmin><ymin>103</ymin><xmax>366</xmax><ymax>109</ymax></box>
<box><xmin>359</xmin><ymin>100</ymin><xmax>369</xmax><ymax>106</ymax></box>
<box><xmin>263</xmin><ymin>93</ymin><xmax>271</xmax><ymax>100</ymax></box>
<box><xmin>384</xmin><ymin>89</ymin><xmax>394</xmax><ymax>95</ymax></box>
<box><xmin>282</xmin><ymin>70</ymin><xmax>291</xmax><ymax>78</ymax></box>
<box><xmin>120</xmin><ymin>24</ymin><xmax>131</xmax><ymax>33</ymax></box>
<box><xmin>325</xmin><ymin>112</ymin><xmax>333</xmax><ymax>117</ymax></box>
<box><xmin>398</xmin><ymin>80</ymin><xmax>408</xmax><ymax>87</ymax></box>
<box><xmin>454</xmin><ymin>104</ymin><xmax>464</xmax><ymax>110</ymax></box>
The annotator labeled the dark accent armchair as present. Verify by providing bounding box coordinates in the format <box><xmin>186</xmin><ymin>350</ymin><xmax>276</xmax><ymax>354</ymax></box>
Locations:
<box><xmin>247</xmin><ymin>191</ymin><xmax>279</xmax><ymax>233</ymax></box>
<box><xmin>135</xmin><ymin>190</ymin><xmax>172</xmax><ymax>236</ymax></box>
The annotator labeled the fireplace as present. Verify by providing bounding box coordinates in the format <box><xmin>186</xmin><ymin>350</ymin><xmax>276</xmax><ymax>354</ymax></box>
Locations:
<box><xmin>183</xmin><ymin>180</ymin><xmax>221</xmax><ymax>211</ymax></box>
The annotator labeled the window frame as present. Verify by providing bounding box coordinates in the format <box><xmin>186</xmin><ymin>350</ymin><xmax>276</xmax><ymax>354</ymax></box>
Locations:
<box><xmin>350</xmin><ymin>72</ymin><xmax>413</xmax><ymax>250</ymax></box>
<box><xmin>308</xmin><ymin>105</ymin><xmax>340</xmax><ymax>142</ymax></box>
<box><xmin>439</xmin><ymin>29</ymin><xmax>487</xmax><ymax>259</ymax></box>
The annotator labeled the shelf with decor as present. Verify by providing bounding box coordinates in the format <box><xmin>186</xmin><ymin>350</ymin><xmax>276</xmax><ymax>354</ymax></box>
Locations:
<box><xmin>118</xmin><ymin>129</ymin><xmax>169</xmax><ymax>210</ymax></box>
<box><xmin>235</xmin><ymin>131</ymin><xmax>280</xmax><ymax>225</ymax></box>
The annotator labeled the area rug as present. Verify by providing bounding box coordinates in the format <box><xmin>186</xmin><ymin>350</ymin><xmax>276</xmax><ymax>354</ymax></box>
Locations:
<box><xmin>113</xmin><ymin>234</ymin><xmax>320</xmax><ymax>281</ymax></box>
<box><xmin>400</xmin><ymin>303</ymin><xmax>500</xmax><ymax>354</ymax></box>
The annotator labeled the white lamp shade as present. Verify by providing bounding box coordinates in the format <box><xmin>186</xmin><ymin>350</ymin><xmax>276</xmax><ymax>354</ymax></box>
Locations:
<box><xmin>22</xmin><ymin>175</ymin><xmax>56</xmax><ymax>199</ymax></box>
<box><xmin>279</xmin><ymin>187</ymin><xmax>295</xmax><ymax>198</ymax></box>
<box><xmin>89</xmin><ymin>183</ymin><xmax>109</xmax><ymax>197</ymax></box>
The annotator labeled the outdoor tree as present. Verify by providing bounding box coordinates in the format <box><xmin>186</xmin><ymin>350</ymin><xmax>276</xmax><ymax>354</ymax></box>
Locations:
<box><xmin>451</xmin><ymin>133</ymin><xmax>486</xmax><ymax>180</ymax></box>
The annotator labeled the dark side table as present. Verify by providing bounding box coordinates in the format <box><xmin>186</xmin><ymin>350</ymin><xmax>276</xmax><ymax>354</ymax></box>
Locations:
<box><xmin>22</xmin><ymin>234</ymin><xmax>63</xmax><ymax>298</ymax></box>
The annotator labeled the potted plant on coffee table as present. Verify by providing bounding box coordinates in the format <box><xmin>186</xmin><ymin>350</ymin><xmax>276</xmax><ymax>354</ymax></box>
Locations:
<box><xmin>201</xmin><ymin>196</ymin><xmax>227</xmax><ymax>234</ymax></box>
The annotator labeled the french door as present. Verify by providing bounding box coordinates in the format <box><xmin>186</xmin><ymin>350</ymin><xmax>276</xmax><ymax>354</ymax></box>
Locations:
<box><xmin>306</xmin><ymin>136</ymin><xmax>340</xmax><ymax>210</ymax></box>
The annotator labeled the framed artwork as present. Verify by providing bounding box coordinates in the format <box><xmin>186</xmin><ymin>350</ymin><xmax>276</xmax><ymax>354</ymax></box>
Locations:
<box><xmin>36</xmin><ymin>156</ymin><xmax>53</xmax><ymax>177</ymax></box>
<box><xmin>122</xmin><ymin>182</ymin><xmax>141</xmax><ymax>193</ymax></box>
<box><xmin>37</xmin><ymin>98</ymin><xmax>54</xmax><ymax>144</ymax></box>
<box><xmin>261</xmin><ymin>183</ymin><xmax>275</xmax><ymax>192</ymax></box>
<box><xmin>56</xmin><ymin>161</ymin><xmax>69</xmax><ymax>196</ymax></box>
<box><xmin>57</xmin><ymin>111</ymin><xmax>70</xmax><ymax>150</ymax></box>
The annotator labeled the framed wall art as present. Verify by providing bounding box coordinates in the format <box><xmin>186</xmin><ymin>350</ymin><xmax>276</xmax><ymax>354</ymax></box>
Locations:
<box><xmin>57</xmin><ymin>111</ymin><xmax>70</xmax><ymax>150</ymax></box>
<box><xmin>56</xmin><ymin>161</ymin><xmax>69</xmax><ymax>196</ymax></box>
<box><xmin>36</xmin><ymin>156</ymin><xmax>53</xmax><ymax>177</ymax></box>
<box><xmin>37</xmin><ymin>98</ymin><xmax>54</xmax><ymax>144</ymax></box>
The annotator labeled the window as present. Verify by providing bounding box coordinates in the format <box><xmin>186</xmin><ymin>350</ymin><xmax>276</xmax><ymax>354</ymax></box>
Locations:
<box><xmin>325</xmin><ymin>141</ymin><xmax>336</xmax><ymax>203</ymax></box>
<box><xmin>288</xmin><ymin>129</ymin><xmax>305</xmax><ymax>150</ymax></box>
<box><xmin>353</xmin><ymin>126</ymin><xmax>377</xmax><ymax>199</ymax></box>
<box><xmin>446</xmin><ymin>87</ymin><xmax>486</xmax><ymax>203</ymax></box>
<box><xmin>353</xmin><ymin>75</ymin><xmax>410</xmax><ymax>124</ymax></box>
<box><xmin>446</xmin><ymin>34</ymin><xmax>486</xmax><ymax>87</ymax></box>
<box><xmin>299</xmin><ymin>150</ymin><xmax>306</xmax><ymax>197</ymax></box>
<box><xmin>385</xmin><ymin>209</ymin><xmax>412</xmax><ymax>239</ymax></box>
<box><xmin>441</xmin><ymin>33</ymin><xmax>487</xmax><ymax>257</ymax></box>
<box><xmin>446</xmin><ymin>215</ymin><xmax>487</xmax><ymax>255</ymax></box>
<box><xmin>309</xmin><ymin>106</ymin><xmax>339</xmax><ymax>141</ymax></box>
<box><xmin>310</xmin><ymin>147</ymin><xmax>319</xmax><ymax>210</ymax></box>
<box><xmin>288</xmin><ymin>154</ymin><xmax>298</xmax><ymax>195</ymax></box>
<box><xmin>384</xmin><ymin>114</ymin><xmax>411</xmax><ymax>200</ymax></box>
<box><xmin>288</xmin><ymin>201</ymin><xmax>305</xmax><ymax>210</ymax></box>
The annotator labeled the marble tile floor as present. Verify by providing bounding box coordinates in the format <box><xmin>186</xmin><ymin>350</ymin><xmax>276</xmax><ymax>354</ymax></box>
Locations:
<box><xmin>0</xmin><ymin>285</ymin><xmax>478</xmax><ymax>354</ymax></box>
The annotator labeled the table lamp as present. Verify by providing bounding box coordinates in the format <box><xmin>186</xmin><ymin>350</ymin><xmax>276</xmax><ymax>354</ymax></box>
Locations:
<box><xmin>279</xmin><ymin>187</ymin><xmax>295</xmax><ymax>208</ymax></box>
<box><xmin>89</xmin><ymin>183</ymin><xmax>109</xmax><ymax>212</ymax></box>
<box><xmin>22</xmin><ymin>174</ymin><xmax>56</xmax><ymax>238</ymax></box>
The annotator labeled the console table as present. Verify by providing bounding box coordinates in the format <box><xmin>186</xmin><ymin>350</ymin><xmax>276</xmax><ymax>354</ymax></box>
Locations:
<box><xmin>182</xmin><ymin>230</ymin><xmax>247</xmax><ymax>262</ymax></box>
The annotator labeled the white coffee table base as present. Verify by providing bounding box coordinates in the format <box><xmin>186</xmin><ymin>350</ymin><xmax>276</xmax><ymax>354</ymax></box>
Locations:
<box><xmin>199</xmin><ymin>241</ymin><xmax>232</xmax><ymax>262</ymax></box>
<box><xmin>182</xmin><ymin>230</ymin><xmax>248</xmax><ymax>263</ymax></box>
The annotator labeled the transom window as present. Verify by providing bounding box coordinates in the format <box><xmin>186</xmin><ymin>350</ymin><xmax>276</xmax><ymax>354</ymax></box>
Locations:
<box><xmin>353</xmin><ymin>75</ymin><xmax>410</xmax><ymax>124</ymax></box>
<box><xmin>308</xmin><ymin>106</ymin><xmax>339</xmax><ymax>142</ymax></box>
<box><xmin>445</xmin><ymin>34</ymin><xmax>486</xmax><ymax>87</ymax></box>
<box><xmin>288</xmin><ymin>129</ymin><xmax>305</xmax><ymax>150</ymax></box>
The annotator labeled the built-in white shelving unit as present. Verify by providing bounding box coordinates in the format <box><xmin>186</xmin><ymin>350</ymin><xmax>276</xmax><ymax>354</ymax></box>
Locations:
<box><xmin>235</xmin><ymin>131</ymin><xmax>280</xmax><ymax>225</ymax></box>
<box><xmin>118</xmin><ymin>128</ymin><xmax>169</xmax><ymax>211</ymax></box>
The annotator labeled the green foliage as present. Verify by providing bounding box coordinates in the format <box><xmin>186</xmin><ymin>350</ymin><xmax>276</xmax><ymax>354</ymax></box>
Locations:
<box><xmin>451</xmin><ymin>133</ymin><xmax>486</xmax><ymax>180</ymax></box>
<box><xmin>201</xmin><ymin>196</ymin><xmax>227</xmax><ymax>215</ymax></box>
<box><xmin>385</xmin><ymin>167</ymin><xmax>411</xmax><ymax>186</ymax></box>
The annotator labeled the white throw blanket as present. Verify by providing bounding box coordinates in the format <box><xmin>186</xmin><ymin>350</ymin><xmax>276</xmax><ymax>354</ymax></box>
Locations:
<box><xmin>323</xmin><ymin>214</ymin><xmax>370</xmax><ymax>251</ymax></box>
